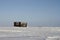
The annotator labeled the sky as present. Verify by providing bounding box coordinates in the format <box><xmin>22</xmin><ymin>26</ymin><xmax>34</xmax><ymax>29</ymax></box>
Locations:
<box><xmin>0</xmin><ymin>0</ymin><xmax>60</xmax><ymax>27</ymax></box>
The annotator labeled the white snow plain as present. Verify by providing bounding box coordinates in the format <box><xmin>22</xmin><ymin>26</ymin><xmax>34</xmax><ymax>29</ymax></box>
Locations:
<box><xmin>0</xmin><ymin>27</ymin><xmax>60</xmax><ymax>40</ymax></box>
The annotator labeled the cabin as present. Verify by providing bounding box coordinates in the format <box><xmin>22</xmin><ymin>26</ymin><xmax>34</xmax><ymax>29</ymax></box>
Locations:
<box><xmin>14</xmin><ymin>22</ymin><xmax>27</xmax><ymax>27</ymax></box>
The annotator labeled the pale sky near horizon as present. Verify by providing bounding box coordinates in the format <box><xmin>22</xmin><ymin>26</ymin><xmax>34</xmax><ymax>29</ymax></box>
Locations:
<box><xmin>0</xmin><ymin>0</ymin><xmax>60</xmax><ymax>27</ymax></box>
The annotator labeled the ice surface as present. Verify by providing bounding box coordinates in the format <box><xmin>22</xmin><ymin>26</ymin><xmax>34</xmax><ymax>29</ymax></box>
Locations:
<box><xmin>0</xmin><ymin>27</ymin><xmax>60</xmax><ymax>40</ymax></box>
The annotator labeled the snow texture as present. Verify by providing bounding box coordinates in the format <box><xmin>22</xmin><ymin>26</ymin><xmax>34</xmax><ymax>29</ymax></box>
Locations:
<box><xmin>0</xmin><ymin>27</ymin><xmax>60</xmax><ymax>40</ymax></box>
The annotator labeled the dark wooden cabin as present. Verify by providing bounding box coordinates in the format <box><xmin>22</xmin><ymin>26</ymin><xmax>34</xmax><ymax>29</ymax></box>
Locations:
<box><xmin>14</xmin><ymin>22</ymin><xmax>27</xmax><ymax>27</ymax></box>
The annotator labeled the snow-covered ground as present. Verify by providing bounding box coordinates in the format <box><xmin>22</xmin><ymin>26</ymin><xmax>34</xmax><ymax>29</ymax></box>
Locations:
<box><xmin>0</xmin><ymin>27</ymin><xmax>60</xmax><ymax>40</ymax></box>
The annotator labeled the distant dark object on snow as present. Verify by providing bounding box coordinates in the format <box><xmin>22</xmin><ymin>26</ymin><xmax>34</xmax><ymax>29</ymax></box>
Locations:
<box><xmin>14</xmin><ymin>22</ymin><xmax>27</xmax><ymax>27</ymax></box>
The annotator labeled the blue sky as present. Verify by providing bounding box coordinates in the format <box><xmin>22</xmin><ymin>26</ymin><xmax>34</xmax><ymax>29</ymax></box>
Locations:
<box><xmin>0</xmin><ymin>0</ymin><xmax>60</xmax><ymax>27</ymax></box>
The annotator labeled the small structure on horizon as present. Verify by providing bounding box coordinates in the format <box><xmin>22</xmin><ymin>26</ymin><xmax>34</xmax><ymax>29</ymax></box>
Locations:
<box><xmin>14</xmin><ymin>22</ymin><xmax>27</xmax><ymax>27</ymax></box>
